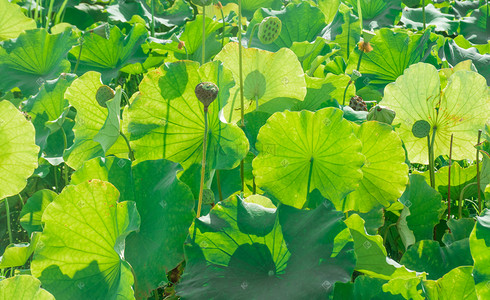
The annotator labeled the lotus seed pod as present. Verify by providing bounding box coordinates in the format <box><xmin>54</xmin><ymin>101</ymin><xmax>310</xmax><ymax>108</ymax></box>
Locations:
<box><xmin>367</xmin><ymin>105</ymin><xmax>396</xmax><ymax>125</ymax></box>
<box><xmin>412</xmin><ymin>120</ymin><xmax>431</xmax><ymax>138</ymax></box>
<box><xmin>202</xmin><ymin>189</ymin><xmax>215</xmax><ymax>205</ymax></box>
<box><xmin>358</xmin><ymin>41</ymin><xmax>373</xmax><ymax>53</ymax></box>
<box><xmin>190</xmin><ymin>0</ymin><xmax>213</xmax><ymax>6</ymax></box>
<box><xmin>349</xmin><ymin>95</ymin><xmax>367</xmax><ymax>111</ymax></box>
<box><xmin>195</xmin><ymin>82</ymin><xmax>219</xmax><ymax>110</ymax></box>
<box><xmin>351</xmin><ymin>70</ymin><xmax>362</xmax><ymax>82</ymax></box>
<box><xmin>258</xmin><ymin>16</ymin><xmax>282</xmax><ymax>44</ymax></box>
<box><xmin>95</xmin><ymin>85</ymin><xmax>115</xmax><ymax>108</ymax></box>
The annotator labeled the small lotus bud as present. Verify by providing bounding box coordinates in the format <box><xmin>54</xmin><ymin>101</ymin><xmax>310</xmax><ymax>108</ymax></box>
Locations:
<box><xmin>367</xmin><ymin>105</ymin><xmax>396</xmax><ymax>125</ymax></box>
<box><xmin>190</xmin><ymin>0</ymin><xmax>213</xmax><ymax>6</ymax></box>
<box><xmin>358</xmin><ymin>41</ymin><xmax>373</xmax><ymax>53</ymax></box>
<box><xmin>350</xmin><ymin>70</ymin><xmax>362</xmax><ymax>82</ymax></box>
<box><xmin>89</xmin><ymin>23</ymin><xmax>110</xmax><ymax>39</ymax></box>
<box><xmin>362</xmin><ymin>29</ymin><xmax>376</xmax><ymax>43</ymax></box>
<box><xmin>178</xmin><ymin>41</ymin><xmax>185</xmax><ymax>50</ymax></box>
<box><xmin>412</xmin><ymin>120</ymin><xmax>431</xmax><ymax>138</ymax></box>
<box><xmin>258</xmin><ymin>16</ymin><xmax>282</xmax><ymax>45</ymax></box>
<box><xmin>95</xmin><ymin>85</ymin><xmax>115</xmax><ymax>108</ymax></box>
<box><xmin>195</xmin><ymin>82</ymin><xmax>219</xmax><ymax>110</ymax></box>
<box><xmin>216</xmin><ymin>1</ymin><xmax>223</xmax><ymax>9</ymax></box>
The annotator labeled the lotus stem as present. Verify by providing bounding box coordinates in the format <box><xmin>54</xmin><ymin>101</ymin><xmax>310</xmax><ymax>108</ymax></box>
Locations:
<box><xmin>238</xmin><ymin>0</ymin><xmax>245</xmax><ymax>193</ymax></box>
<box><xmin>74</xmin><ymin>36</ymin><xmax>84</xmax><ymax>74</ymax></box>
<box><xmin>428</xmin><ymin>126</ymin><xmax>437</xmax><ymax>189</ymax></box>
<box><xmin>302</xmin><ymin>158</ymin><xmax>314</xmax><ymax>209</ymax></box>
<box><xmin>356</xmin><ymin>51</ymin><xmax>364</xmax><ymax>71</ymax></box>
<box><xmin>459</xmin><ymin>182</ymin><xmax>478</xmax><ymax>219</ymax></box>
<box><xmin>477</xmin><ymin>129</ymin><xmax>482</xmax><ymax>212</ymax></box>
<box><xmin>216</xmin><ymin>170</ymin><xmax>223</xmax><ymax>201</ymax></box>
<box><xmin>46</xmin><ymin>0</ymin><xmax>55</xmax><ymax>29</ymax></box>
<box><xmin>248</xmin><ymin>24</ymin><xmax>259</xmax><ymax>48</ymax></box>
<box><xmin>197</xmin><ymin>109</ymin><xmax>209</xmax><ymax>218</ymax></box>
<box><xmin>54</xmin><ymin>0</ymin><xmax>70</xmax><ymax>25</ymax></box>
<box><xmin>151</xmin><ymin>0</ymin><xmax>155</xmax><ymax>37</ymax></box>
<box><xmin>3</xmin><ymin>198</ymin><xmax>13</xmax><ymax>244</ymax></box>
<box><xmin>217</xmin><ymin>2</ymin><xmax>225</xmax><ymax>48</ymax></box>
<box><xmin>447</xmin><ymin>134</ymin><xmax>453</xmax><ymax>221</ymax></box>
<box><xmin>202</xmin><ymin>6</ymin><xmax>206</xmax><ymax>64</ymax></box>
<box><xmin>422</xmin><ymin>0</ymin><xmax>426</xmax><ymax>30</ymax></box>
<box><xmin>342</xmin><ymin>81</ymin><xmax>352</xmax><ymax>106</ymax></box>
<box><xmin>120</xmin><ymin>132</ymin><xmax>135</xmax><ymax>161</ymax></box>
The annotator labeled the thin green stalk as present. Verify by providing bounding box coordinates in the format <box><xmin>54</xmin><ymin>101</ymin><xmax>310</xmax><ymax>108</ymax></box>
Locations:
<box><xmin>357</xmin><ymin>0</ymin><xmax>363</xmax><ymax>31</ymax></box>
<box><xmin>120</xmin><ymin>132</ymin><xmax>135</xmax><ymax>161</ymax></box>
<box><xmin>238</xmin><ymin>0</ymin><xmax>245</xmax><ymax>192</ymax></box>
<box><xmin>63</xmin><ymin>163</ymin><xmax>69</xmax><ymax>186</ymax></box>
<box><xmin>459</xmin><ymin>182</ymin><xmax>478</xmax><ymax>219</ymax></box>
<box><xmin>74</xmin><ymin>36</ymin><xmax>84</xmax><ymax>74</ymax></box>
<box><xmin>342</xmin><ymin>81</ymin><xmax>352</xmax><ymax>106</ymax></box>
<box><xmin>477</xmin><ymin>129</ymin><xmax>482</xmax><ymax>212</ymax></box>
<box><xmin>17</xmin><ymin>194</ymin><xmax>24</xmax><ymax>210</ymax></box>
<box><xmin>3</xmin><ymin>198</ymin><xmax>13</xmax><ymax>245</ymax></box>
<box><xmin>34</xmin><ymin>0</ymin><xmax>41</xmax><ymax>23</ymax></box>
<box><xmin>151</xmin><ymin>0</ymin><xmax>155</xmax><ymax>37</ymax></box>
<box><xmin>302</xmin><ymin>158</ymin><xmax>314</xmax><ymax>210</ymax></box>
<box><xmin>447</xmin><ymin>134</ymin><xmax>453</xmax><ymax>221</ymax></box>
<box><xmin>422</xmin><ymin>0</ymin><xmax>426</xmax><ymax>30</ymax></box>
<box><xmin>248</xmin><ymin>24</ymin><xmax>259</xmax><ymax>48</ymax></box>
<box><xmin>202</xmin><ymin>6</ymin><xmax>206</xmax><ymax>65</ymax></box>
<box><xmin>428</xmin><ymin>127</ymin><xmax>437</xmax><ymax>189</ymax></box>
<box><xmin>197</xmin><ymin>110</ymin><xmax>209</xmax><ymax>218</ymax></box>
<box><xmin>46</xmin><ymin>0</ymin><xmax>56</xmax><ymax>29</ymax></box>
<box><xmin>218</xmin><ymin>2</ymin><xmax>226</xmax><ymax>48</ymax></box>
<box><xmin>54</xmin><ymin>165</ymin><xmax>59</xmax><ymax>192</ymax></box>
<box><xmin>356</xmin><ymin>51</ymin><xmax>364</xmax><ymax>71</ymax></box>
<box><xmin>216</xmin><ymin>170</ymin><xmax>223</xmax><ymax>201</ymax></box>
<box><xmin>54</xmin><ymin>0</ymin><xmax>70</xmax><ymax>25</ymax></box>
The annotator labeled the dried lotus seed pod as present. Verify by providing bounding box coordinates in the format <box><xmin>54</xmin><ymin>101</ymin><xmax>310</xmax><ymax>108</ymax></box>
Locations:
<box><xmin>195</xmin><ymin>82</ymin><xmax>219</xmax><ymax>110</ymax></box>
<box><xmin>95</xmin><ymin>85</ymin><xmax>115</xmax><ymax>108</ymax></box>
<box><xmin>258</xmin><ymin>16</ymin><xmax>282</xmax><ymax>45</ymax></box>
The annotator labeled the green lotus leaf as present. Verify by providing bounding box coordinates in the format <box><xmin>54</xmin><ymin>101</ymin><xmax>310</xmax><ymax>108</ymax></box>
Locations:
<box><xmin>400</xmin><ymin>239</ymin><xmax>473</xmax><ymax>280</ymax></box>
<box><xmin>107</xmin><ymin>0</ymin><xmax>192</xmax><ymax>28</ymax></box>
<box><xmin>343</xmin><ymin>0</ymin><xmax>402</xmax><ymax>29</ymax></box>
<box><xmin>219</xmin><ymin>0</ymin><xmax>283</xmax><ymax>18</ymax></box>
<box><xmin>0</xmin><ymin>0</ymin><xmax>36</xmax><ymax>41</ymax></box>
<box><xmin>253</xmin><ymin>108</ymin><xmax>364</xmax><ymax>209</ymax></box>
<box><xmin>68</xmin><ymin>24</ymin><xmax>148</xmax><ymax>82</ymax></box>
<box><xmin>397</xmin><ymin>174</ymin><xmax>444</xmax><ymax>246</ymax></box>
<box><xmin>94</xmin><ymin>87</ymin><xmax>123</xmax><ymax>153</ymax></box>
<box><xmin>439</xmin><ymin>38</ymin><xmax>490</xmax><ymax>85</ymax></box>
<box><xmin>423</xmin><ymin>266</ymin><xmax>477</xmax><ymax>300</ymax></box>
<box><xmin>24</xmin><ymin>74</ymin><xmax>76</xmax><ymax>154</ymax></box>
<box><xmin>177</xmin><ymin>196</ymin><xmax>355</xmax><ymax>298</ymax></box>
<box><xmin>289</xmin><ymin>37</ymin><xmax>340</xmax><ymax>75</ymax></box>
<box><xmin>152</xmin><ymin>15</ymin><xmax>222</xmax><ymax>63</ymax></box>
<box><xmin>346</xmin><ymin>28</ymin><xmax>433</xmax><ymax>89</ymax></box>
<box><xmin>71</xmin><ymin>157</ymin><xmax>195</xmax><ymax>298</ymax></box>
<box><xmin>0</xmin><ymin>232</ymin><xmax>40</xmax><ymax>268</ymax></box>
<box><xmin>215</xmin><ymin>42</ymin><xmax>306</xmax><ymax>123</ymax></box>
<box><xmin>246</xmin><ymin>2</ymin><xmax>327</xmax><ymax>51</ymax></box>
<box><xmin>127</xmin><ymin>60</ymin><xmax>248</xmax><ymax>171</ymax></box>
<box><xmin>323</xmin><ymin>4</ymin><xmax>361</xmax><ymax>60</ymax></box>
<box><xmin>401</xmin><ymin>4</ymin><xmax>458</xmax><ymax>34</ymax></box>
<box><xmin>31</xmin><ymin>180</ymin><xmax>140</xmax><ymax>300</ymax></box>
<box><xmin>316</xmin><ymin>0</ymin><xmax>340</xmax><ymax>23</ymax></box>
<box><xmin>0</xmin><ymin>100</ymin><xmax>39</xmax><ymax>200</ymax></box>
<box><xmin>63</xmin><ymin>71</ymin><xmax>130</xmax><ymax>170</ymax></box>
<box><xmin>470</xmin><ymin>208</ymin><xmax>490</xmax><ymax>299</ymax></box>
<box><xmin>344</xmin><ymin>121</ymin><xmax>408</xmax><ymax>212</ymax></box>
<box><xmin>460</xmin><ymin>4</ymin><xmax>489</xmax><ymax>45</ymax></box>
<box><xmin>332</xmin><ymin>276</ymin><xmax>399</xmax><ymax>299</ymax></box>
<box><xmin>0</xmin><ymin>28</ymin><xmax>77</xmax><ymax>95</ymax></box>
<box><xmin>382</xmin><ymin>62</ymin><xmax>490</xmax><ymax>164</ymax></box>
<box><xmin>442</xmin><ymin>218</ymin><xmax>475</xmax><ymax>246</ymax></box>
<box><xmin>291</xmin><ymin>74</ymin><xmax>355</xmax><ymax>111</ymax></box>
<box><xmin>382</xmin><ymin>277</ymin><xmax>425</xmax><ymax>300</ymax></box>
<box><xmin>345</xmin><ymin>214</ymin><xmax>418</xmax><ymax>280</ymax></box>
<box><xmin>0</xmin><ymin>275</ymin><xmax>54</xmax><ymax>300</ymax></box>
<box><xmin>19</xmin><ymin>190</ymin><xmax>57</xmax><ymax>234</ymax></box>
